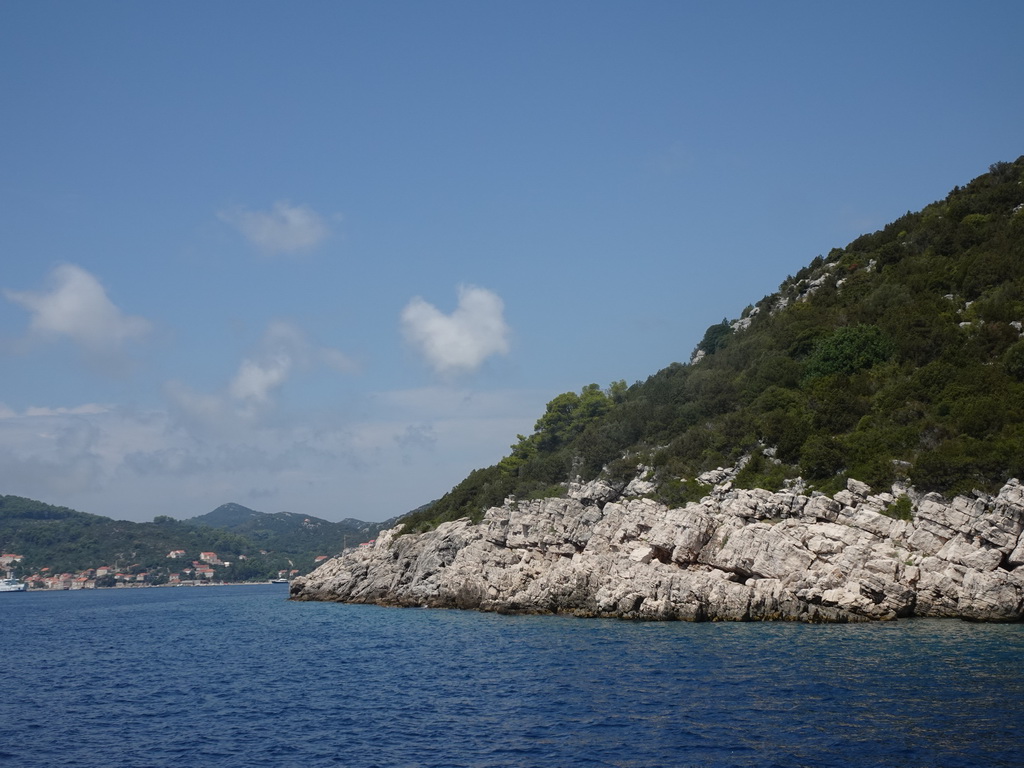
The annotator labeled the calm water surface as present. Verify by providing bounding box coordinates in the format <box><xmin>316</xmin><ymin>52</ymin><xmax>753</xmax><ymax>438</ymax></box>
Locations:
<box><xmin>1</xmin><ymin>585</ymin><xmax>1022</xmax><ymax>767</ymax></box>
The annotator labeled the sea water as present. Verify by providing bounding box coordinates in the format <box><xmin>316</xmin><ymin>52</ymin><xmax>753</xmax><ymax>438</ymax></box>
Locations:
<box><xmin>1</xmin><ymin>584</ymin><xmax>1022</xmax><ymax>768</ymax></box>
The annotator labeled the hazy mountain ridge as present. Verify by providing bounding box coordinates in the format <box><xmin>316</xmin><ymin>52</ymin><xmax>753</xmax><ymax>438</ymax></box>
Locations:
<box><xmin>0</xmin><ymin>495</ymin><xmax>388</xmax><ymax>578</ymax></box>
<box><xmin>187</xmin><ymin>503</ymin><xmax>384</xmax><ymax>554</ymax></box>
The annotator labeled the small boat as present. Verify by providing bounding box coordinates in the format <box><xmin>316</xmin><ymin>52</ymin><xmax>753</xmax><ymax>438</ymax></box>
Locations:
<box><xmin>271</xmin><ymin>578</ymin><xmax>288</xmax><ymax>584</ymax></box>
<box><xmin>0</xmin><ymin>574</ymin><xmax>27</xmax><ymax>592</ymax></box>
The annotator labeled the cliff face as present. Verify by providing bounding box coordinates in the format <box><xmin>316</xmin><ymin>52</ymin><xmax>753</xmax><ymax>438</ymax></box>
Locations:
<box><xmin>290</xmin><ymin>475</ymin><xmax>1024</xmax><ymax>622</ymax></box>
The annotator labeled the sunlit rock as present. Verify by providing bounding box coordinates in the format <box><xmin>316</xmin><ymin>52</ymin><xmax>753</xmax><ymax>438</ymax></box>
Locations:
<box><xmin>291</xmin><ymin>471</ymin><xmax>1024</xmax><ymax>623</ymax></box>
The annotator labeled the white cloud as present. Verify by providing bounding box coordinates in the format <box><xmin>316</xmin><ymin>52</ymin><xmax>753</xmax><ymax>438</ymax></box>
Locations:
<box><xmin>319</xmin><ymin>346</ymin><xmax>359</xmax><ymax>374</ymax></box>
<box><xmin>168</xmin><ymin>320</ymin><xmax>355</xmax><ymax>427</ymax></box>
<box><xmin>4</xmin><ymin>264</ymin><xmax>150</xmax><ymax>353</ymax></box>
<box><xmin>0</xmin><ymin>403</ymin><xmax>162</xmax><ymax>500</ymax></box>
<box><xmin>0</xmin><ymin>381</ymin><xmax>542</xmax><ymax>523</ymax></box>
<box><xmin>229</xmin><ymin>320</ymin><xmax>307</xmax><ymax>406</ymax></box>
<box><xmin>218</xmin><ymin>201</ymin><xmax>329</xmax><ymax>254</ymax></box>
<box><xmin>401</xmin><ymin>285</ymin><xmax>511</xmax><ymax>376</ymax></box>
<box><xmin>23</xmin><ymin>404</ymin><xmax>111</xmax><ymax>417</ymax></box>
<box><xmin>230</xmin><ymin>355</ymin><xmax>292</xmax><ymax>405</ymax></box>
<box><xmin>163</xmin><ymin>380</ymin><xmax>239</xmax><ymax>438</ymax></box>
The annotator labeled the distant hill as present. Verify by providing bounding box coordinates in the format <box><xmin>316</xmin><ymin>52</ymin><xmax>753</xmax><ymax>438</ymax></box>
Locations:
<box><xmin>0</xmin><ymin>495</ymin><xmax>391</xmax><ymax>579</ymax></box>
<box><xmin>400</xmin><ymin>157</ymin><xmax>1024</xmax><ymax>533</ymax></box>
<box><xmin>188</xmin><ymin>502</ymin><xmax>264</xmax><ymax>528</ymax></box>
<box><xmin>0</xmin><ymin>494</ymin><xmax>219</xmax><ymax>575</ymax></box>
<box><xmin>186</xmin><ymin>503</ymin><xmax>383</xmax><ymax>554</ymax></box>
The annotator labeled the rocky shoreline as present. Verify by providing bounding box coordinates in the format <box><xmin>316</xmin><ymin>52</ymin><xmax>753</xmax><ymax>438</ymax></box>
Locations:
<box><xmin>290</xmin><ymin>473</ymin><xmax>1024</xmax><ymax>622</ymax></box>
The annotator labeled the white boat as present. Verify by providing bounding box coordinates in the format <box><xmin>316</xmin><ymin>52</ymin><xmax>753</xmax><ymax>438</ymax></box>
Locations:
<box><xmin>271</xmin><ymin>578</ymin><xmax>288</xmax><ymax>584</ymax></box>
<box><xmin>0</xmin><ymin>576</ymin><xmax>27</xmax><ymax>592</ymax></box>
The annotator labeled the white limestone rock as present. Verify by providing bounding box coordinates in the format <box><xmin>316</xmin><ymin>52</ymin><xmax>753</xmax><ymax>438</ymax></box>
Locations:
<box><xmin>290</xmin><ymin>474</ymin><xmax>1024</xmax><ymax>623</ymax></box>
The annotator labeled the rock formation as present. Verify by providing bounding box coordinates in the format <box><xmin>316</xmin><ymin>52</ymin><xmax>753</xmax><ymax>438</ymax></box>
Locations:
<box><xmin>290</xmin><ymin>474</ymin><xmax>1024</xmax><ymax>622</ymax></box>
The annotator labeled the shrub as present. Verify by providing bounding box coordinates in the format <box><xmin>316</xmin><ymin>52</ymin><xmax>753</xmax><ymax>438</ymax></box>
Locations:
<box><xmin>804</xmin><ymin>325</ymin><xmax>894</xmax><ymax>380</ymax></box>
<box><xmin>886</xmin><ymin>495</ymin><xmax>914</xmax><ymax>521</ymax></box>
<box><xmin>800</xmin><ymin>435</ymin><xmax>845</xmax><ymax>479</ymax></box>
<box><xmin>1004</xmin><ymin>340</ymin><xmax>1024</xmax><ymax>381</ymax></box>
<box><xmin>656</xmin><ymin>478</ymin><xmax>712</xmax><ymax>507</ymax></box>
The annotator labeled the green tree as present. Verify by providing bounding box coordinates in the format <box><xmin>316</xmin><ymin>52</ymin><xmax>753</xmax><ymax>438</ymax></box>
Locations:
<box><xmin>1003</xmin><ymin>340</ymin><xmax>1024</xmax><ymax>381</ymax></box>
<box><xmin>696</xmin><ymin>319</ymin><xmax>732</xmax><ymax>356</ymax></box>
<box><xmin>804</xmin><ymin>325</ymin><xmax>893</xmax><ymax>380</ymax></box>
<box><xmin>801</xmin><ymin>435</ymin><xmax>845</xmax><ymax>479</ymax></box>
<box><xmin>533</xmin><ymin>391</ymin><xmax>582</xmax><ymax>451</ymax></box>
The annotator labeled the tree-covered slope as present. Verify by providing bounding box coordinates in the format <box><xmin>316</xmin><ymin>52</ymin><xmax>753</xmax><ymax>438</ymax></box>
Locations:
<box><xmin>0</xmin><ymin>496</ymin><xmax>387</xmax><ymax>577</ymax></box>
<box><xmin>188</xmin><ymin>503</ymin><xmax>381</xmax><ymax>553</ymax></box>
<box><xmin>0</xmin><ymin>495</ymin><xmax>251</xmax><ymax>574</ymax></box>
<box><xmin>402</xmin><ymin>158</ymin><xmax>1024</xmax><ymax>533</ymax></box>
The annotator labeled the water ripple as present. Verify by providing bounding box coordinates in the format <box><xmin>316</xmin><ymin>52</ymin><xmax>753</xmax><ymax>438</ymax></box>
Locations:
<box><xmin>2</xmin><ymin>588</ymin><xmax>1023</xmax><ymax>767</ymax></box>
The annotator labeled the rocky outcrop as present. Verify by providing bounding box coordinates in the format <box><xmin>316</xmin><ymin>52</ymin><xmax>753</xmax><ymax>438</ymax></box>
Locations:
<box><xmin>290</xmin><ymin>476</ymin><xmax>1024</xmax><ymax>622</ymax></box>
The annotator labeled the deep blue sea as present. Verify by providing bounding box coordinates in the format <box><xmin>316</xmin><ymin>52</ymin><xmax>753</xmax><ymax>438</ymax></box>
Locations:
<box><xmin>1</xmin><ymin>585</ymin><xmax>1022</xmax><ymax>768</ymax></box>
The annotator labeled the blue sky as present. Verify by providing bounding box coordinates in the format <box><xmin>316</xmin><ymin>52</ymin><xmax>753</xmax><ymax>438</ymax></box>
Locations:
<box><xmin>2</xmin><ymin>2</ymin><xmax>1022</xmax><ymax>523</ymax></box>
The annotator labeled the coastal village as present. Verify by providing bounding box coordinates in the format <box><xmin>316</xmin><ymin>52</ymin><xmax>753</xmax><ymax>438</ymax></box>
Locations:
<box><xmin>1</xmin><ymin>550</ymin><xmax>334</xmax><ymax>589</ymax></box>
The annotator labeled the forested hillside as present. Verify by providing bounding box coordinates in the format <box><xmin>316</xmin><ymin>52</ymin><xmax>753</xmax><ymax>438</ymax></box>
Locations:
<box><xmin>0</xmin><ymin>495</ymin><xmax>385</xmax><ymax>579</ymax></box>
<box><xmin>0</xmin><ymin>495</ymin><xmax>244</xmax><ymax>577</ymax></box>
<box><xmin>187</xmin><ymin>503</ymin><xmax>385</xmax><ymax>555</ymax></box>
<box><xmin>402</xmin><ymin>158</ymin><xmax>1024</xmax><ymax>533</ymax></box>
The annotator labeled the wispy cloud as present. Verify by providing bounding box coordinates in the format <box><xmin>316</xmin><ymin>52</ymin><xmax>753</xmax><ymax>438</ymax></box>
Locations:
<box><xmin>0</xmin><ymin>402</ymin><xmax>152</xmax><ymax>500</ymax></box>
<box><xmin>167</xmin><ymin>320</ymin><xmax>356</xmax><ymax>430</ymax></box>
<box><xmin>401</xmin><ymin>285</ymin><xmax>511</xmax><ymax>376</ymax></box>
<box><xmin>229</xmin><ymin>356</ymin><xmax>292</xmax><ymax>405</ymax></box>
<box><xmin>394</xmin><ymin>423</ymin><xmax>438</xmax><ymax>462</ymax></box>
<box><xmin>0</xmin><ymin>382</ymin><xmax>542</xmax><ymax>522</ymax></box>
<box><xmin>4</xmin><ymin>263</ymin><xmax>150</xmax><ymax>355</ymax></box>
<box><xmin>319</xmin><ymin>346</ymin><xmax>359</xmax><ymax>375</ymax></box>
<box><xmin>229</xmin><ymin>320</ymin><xmax>355</xmax><ymax>407</ymax></box>
<box><xmin>218</xmin><ymin>201</ymin><xmax>329</xmax><ymax>255</ymax></box>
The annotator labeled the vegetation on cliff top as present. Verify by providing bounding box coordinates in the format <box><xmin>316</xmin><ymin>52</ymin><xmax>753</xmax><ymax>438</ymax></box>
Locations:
<box><xmin>401</xmin><ymin>158</ymin><xmax>1024</xmax><ymax>533</ymax></box>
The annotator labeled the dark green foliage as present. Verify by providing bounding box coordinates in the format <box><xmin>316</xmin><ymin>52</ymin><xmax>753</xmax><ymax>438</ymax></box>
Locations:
<box><xmin>0</xmin><ymin>496</ymin><xmax>388</xmax><ymax>578</ymax></box>
<box><xmin>804</xmin><ymin>325</ymin><xmax>894</xmax><ymax>380</ymax></box>
<box><xmin>655</xmin><ymin>477</ymin><xmax>713</xmax><ymax>507</ymax></box>
<box><xmin>401</xmin><ymin>465</ymin><xmax>511</xmax><ymax>533</ymax></box>
<box><xmin>733</xmin><ymin>449</ymin><xmax>790</xmax><ymax>492</ymax></box>
<box><xmin>1003</xmin><ymin>340</ymin><xmax>1024</xmax><ymax>381</ymax></box>
<box><xmin>755</xmin><ymin>406</ymin><xmax>810</xmax><ymax>463</ymax></box>
<box><xmin>910</xmin><ymin>442</ymin><xmax>978</xmax><ymax>495</ymax></box>
<box><xmin>413</xmin><ymin>384</ymin><xmax>632</xmax><ymax>532</ymax></box>
<box><xmin>401</xmin><ymin>157</ymin><xmax>1024</xmax><ymax>529</ymax></box>
<box><xmin>188</xmin><ymin>503</ymin><xmax>380</xmax><ymax>555</ymax></box>
<box><xmin>886</xmin><ymin>495</ymin><xmax>914</xmax><ymax>521</ymax></box>
<box><xmin>697</xmin><ymin>319</ymin><xmax>732</xmax><ymax>355</ymax></box>
<box><xmin>800</xmin><ymin>435</ymin><xmax>846</xmax><ymax>480</ymax></box>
